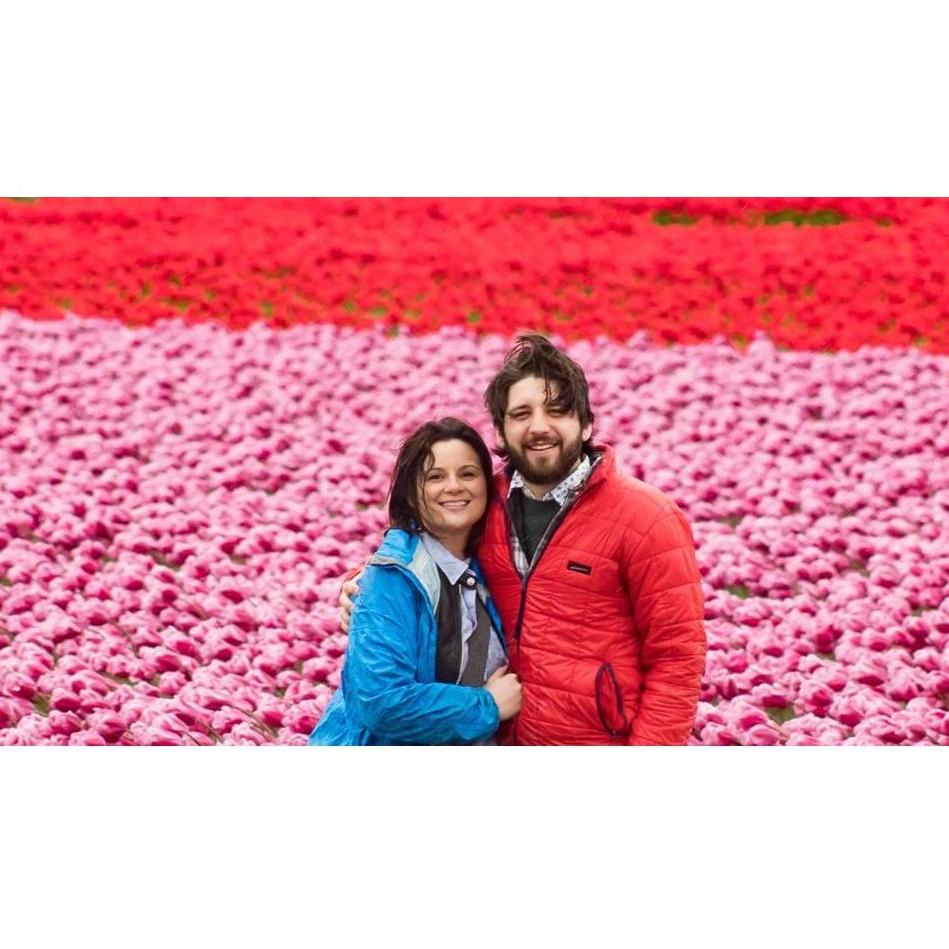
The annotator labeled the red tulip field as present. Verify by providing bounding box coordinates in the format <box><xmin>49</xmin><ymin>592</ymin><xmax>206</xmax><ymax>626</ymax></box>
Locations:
<box><xmin>1</xmin><ymin>197</ymin><xmax>947</xmax><ymax>744</ymax></box>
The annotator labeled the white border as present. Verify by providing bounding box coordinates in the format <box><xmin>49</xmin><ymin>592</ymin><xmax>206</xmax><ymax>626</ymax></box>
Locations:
<box><xmin>2</xmin><ymin>749</ymin><xmax>947</xmax><ymax>947</ymax></box>
<box><xmin>2</xmin><ymin>4</ymin><xmax>947</xmax><ymax>945</ymax></box>
<box><xmin>2</xmin><ymin>3</ymin><xmax>947</xmax><ymax>194</ymax></box>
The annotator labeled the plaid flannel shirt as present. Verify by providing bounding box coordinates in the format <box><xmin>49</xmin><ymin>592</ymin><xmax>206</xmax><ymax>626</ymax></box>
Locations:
<box><xmin>506</xmin><ymin>454</ymin><xmax>594</xmax><ymax>576</ymax></box>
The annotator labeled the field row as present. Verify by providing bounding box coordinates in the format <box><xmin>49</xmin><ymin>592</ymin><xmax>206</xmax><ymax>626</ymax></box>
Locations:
<box><xmin>2</xmin><ymin>198</ymin><xmax>948</xmax><ymax>351</ymax></box>
<box><xmin>1</xmin><ymin>312</ymin><xmax>946</xmax><ymax>743</ymax></box>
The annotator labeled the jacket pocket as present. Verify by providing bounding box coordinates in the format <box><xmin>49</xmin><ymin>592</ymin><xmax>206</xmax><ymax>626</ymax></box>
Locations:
<box><xmin>595</xmin><ymin>662</ymin><xmax>632</xmax><ymax>740</ymax></box>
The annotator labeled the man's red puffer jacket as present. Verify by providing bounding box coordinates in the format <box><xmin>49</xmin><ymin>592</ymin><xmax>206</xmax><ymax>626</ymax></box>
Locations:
<box><xmin>477</xmin><ymin>447</ymin><xmax>707</xmax><ymax>745</ymax></box>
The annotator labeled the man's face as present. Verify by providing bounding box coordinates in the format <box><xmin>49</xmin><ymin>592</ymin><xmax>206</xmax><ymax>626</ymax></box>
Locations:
<box><xmin>496</xmin><ymin>375</ymin><xmax>593</xmax><ymax>491</ymax></box>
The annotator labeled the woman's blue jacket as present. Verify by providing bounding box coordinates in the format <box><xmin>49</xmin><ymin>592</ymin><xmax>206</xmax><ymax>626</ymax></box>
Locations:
<box><xmin>308</xmin><ymin>529</ymin><xmax>506</xmax><ymax>745</ymax></box>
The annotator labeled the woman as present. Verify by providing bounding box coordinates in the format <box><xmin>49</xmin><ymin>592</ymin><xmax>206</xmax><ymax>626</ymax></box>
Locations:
<box><xmin>308</xmin><ymin>418</ymin><xmax>522</xmax><ymax>745</ymax></box>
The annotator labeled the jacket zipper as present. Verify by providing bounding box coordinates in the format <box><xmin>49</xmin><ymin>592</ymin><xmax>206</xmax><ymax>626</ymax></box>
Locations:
<box><xmin>509</xmin><ymin>453</ymin><xmax>605</xmax><ymax>645</ymax></box>
<box><xmin>595</xmin><ymin>662</ymin><xmax>631</xmax><ymax>740</ymax></box>
<box><xmin>503</xmin><ymin>469</ymin><xmax>601</xmax><ymax>745</ymax></box>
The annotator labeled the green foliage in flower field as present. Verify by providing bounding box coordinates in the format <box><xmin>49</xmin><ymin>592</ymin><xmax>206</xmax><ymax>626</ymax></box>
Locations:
<box><xmin>653</xmin><ymin>207</ymin><xmax>848</xmax><ymax>227</ymax></box>
<box><xmin>766</xmin><ymin>705</ymin><xmax>797</xmax><ymax>725</ymax></box>
<box><xmin>653</xmin><ymin>210</ymin><xmax>700</xmax><ymax>226</ymax></box>
<box><xmin>761</xmin><ymin>209</ymin><xmax>846</xmax><ymax>226</ymax></box>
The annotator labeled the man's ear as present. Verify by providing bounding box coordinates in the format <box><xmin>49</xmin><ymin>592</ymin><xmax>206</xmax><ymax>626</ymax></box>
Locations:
<box><xmin>581</xmin><ymin>423</ymin><xmax>593</xmax><ymax>443</ymax></box>
<box><xmin>495</xmin><ymin>430</ymin><xmax>506</xmax><ymax>452</ymax></box>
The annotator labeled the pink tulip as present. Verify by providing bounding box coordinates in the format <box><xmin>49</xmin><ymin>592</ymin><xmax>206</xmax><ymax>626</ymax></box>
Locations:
<box><xmin>0</xmin><ymin>697</ymin><xmax>26</xmax><ymax>729</ymax></box>
<box><xmin>88</xmin><ymin>711</ymin><xmax>128</xmax><ymax>743</ymax></box>
<box><xmin>798</xmin><ymin>681</ymin><xmax>834</xmax><ymax>714</ymax></box>
<box><xmin>302</xmin><ymin>656</ymin><xmax>338</xmax><ymax>683</ymax></box>
<box><xmin>140</xmin><ymin>647</ymin><xmax>183</xmax><ymax>674</ymax></box>
<box><xmin>254</xmin><ymin>644</ymin><xmax>292</xmax><ymax>677</ymax></box>
<box><xmin>69</xmin><ymin>730</ymin><xmax>108</xmax><ymax>746</ymax></box>
<box><xmin>210</xmin><ymin>707</ymin><xmax>244</xmax><ymax>734</ymax></box>
<box><xmin>221</xmin><ymin>721</ymin><xmax>267</xmax><ymax>745</ymax></box>
<box><xmin>158</xmin><ymin>672</ymin><xmax>187</xmax><ymax>697</ymax></box>
<box><xmin>49</xmin><ymin>688</ymin><xmax>82</xmax><ymax>714</ymax></box>
<box><xmin>136</xmin><ymin>725</ymin><xmax>186</xmax><ymax>746</ymax></box>
<box><xmin>255</xmin><ymin>695</ymin><xmax>285</xmax><ymax>729</ymax></box>
<box><xmin>276</xmin><ymin>729</ymin><xmax>308</xmax><ymax>746</ymax></box>
<box><xmin>744</xmin><ymin>724</ymin><xmax>781</xmax><ymax>746</ymax></box>
<box><xmin>168</xmin><ymin>633</ymin><xmax>202</xmax><ymax>660</ymax></box>
<box><xmin>47</xmin><ymin>710</ymin><xmax>83</xmax><ymax>736</ymax></box>
<box><xmin>851</xmin><ymin>656</ymin><xmax>887</xmax><ymax>688</ymax></box>
<box><xmin>284</xmin><ymin>703</ymin><xmax>320</xmax><ymax>735</ymax></box>
<box><xmin>15</xmin><ymin>714</ymin><xmax>54</xmax><ymax>742</ymax></box>
<box><xmin>699</xmin><ymin>722</ymin><xmax>740</xmax><ymax>745</ymax></box>
<box><xmin>728</xmin><ymin>701</ymin><xmax>769</xmax><ymax>732</ymax></box>
<box><xmin>3</xmin><ymin>672</ymin><xmax>37</xmax><ymax>702</ymax></box>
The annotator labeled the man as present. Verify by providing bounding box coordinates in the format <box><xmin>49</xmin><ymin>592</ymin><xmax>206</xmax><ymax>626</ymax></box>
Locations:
<box><xmin>341</xmin><ymin>333</ymin><xmax>707</xmax><ymax>745</ymax></box>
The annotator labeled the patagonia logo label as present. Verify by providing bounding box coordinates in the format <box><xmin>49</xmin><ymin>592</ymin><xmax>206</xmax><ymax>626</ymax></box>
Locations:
<box><xmin>567</xmin><ymin>561</ymin><xmax>592</xmax><ymax>575</ymax></box>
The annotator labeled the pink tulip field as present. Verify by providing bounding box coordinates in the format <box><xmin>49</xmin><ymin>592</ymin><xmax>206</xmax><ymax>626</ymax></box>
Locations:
<box><xmin>1</xmin><ymin>305</ymin><xmax>947</xmax><ymax>745</ymax></box>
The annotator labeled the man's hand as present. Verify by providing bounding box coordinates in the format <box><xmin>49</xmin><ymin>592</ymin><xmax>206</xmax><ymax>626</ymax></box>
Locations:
<box><xmin>484</xmin><ymin>665</ymin><xmax>522</xmax><ymax>722</ymax></box>
<box><xmin>339</xmin><ymin>578</ymin><xmax>360</xmax><ymax>633</ymax></box>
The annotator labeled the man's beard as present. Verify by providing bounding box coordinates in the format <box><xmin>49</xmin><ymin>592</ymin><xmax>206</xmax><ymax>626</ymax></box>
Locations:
<box><xmin>504</xmin><ymin>433</ymin><xmax>585</xmax><ymax>490</ymax></box>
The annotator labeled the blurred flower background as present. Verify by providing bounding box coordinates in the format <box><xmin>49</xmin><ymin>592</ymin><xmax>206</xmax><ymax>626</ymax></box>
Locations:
<box><xmin>1</xmin><ymin>197</ymin><xmax>947</xmax><ymax>744</ymax></box>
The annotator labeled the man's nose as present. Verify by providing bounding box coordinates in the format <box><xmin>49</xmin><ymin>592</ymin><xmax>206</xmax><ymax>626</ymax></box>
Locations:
<box><xmin>527</xmin><ymin>411</ymin><xmax>552</xmax><ymax>434</ymax></box>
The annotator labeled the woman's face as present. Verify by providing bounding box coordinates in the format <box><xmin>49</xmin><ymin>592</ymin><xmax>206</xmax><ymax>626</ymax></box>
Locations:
<box><xmin>418</xmin><ymin>439</ymin><xmax>488</xmax><ymax>545</ymax></box>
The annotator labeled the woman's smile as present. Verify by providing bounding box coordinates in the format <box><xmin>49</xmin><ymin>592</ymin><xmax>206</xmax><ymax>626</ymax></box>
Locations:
<box><xmin>418</xmin><ymin>438</ymin><xmax>488</xmax><ymax>553</ymax></box>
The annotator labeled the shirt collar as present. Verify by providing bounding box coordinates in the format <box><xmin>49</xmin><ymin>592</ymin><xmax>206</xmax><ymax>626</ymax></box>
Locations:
<box><xmin>419</xmin><ymin>531</ymin><xmax>471</xmax><ymax>585</ymax></box>
<box><xmin>508</xmin><ymin>453</ymin><xmax>593</xmax><ymax>505</ymax></box>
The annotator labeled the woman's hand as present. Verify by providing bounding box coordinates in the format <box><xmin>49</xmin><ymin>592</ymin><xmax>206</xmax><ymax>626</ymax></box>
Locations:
<box><xmin>484</xmin><ymin>665</ymin><xmax>522</xmax><ymax>721</ymax></box>
<box><xmin>338</xmin><ymin>578</ymin><xmax>360</xmax><ymax>633</ymax></box>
